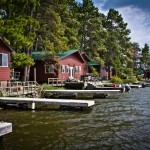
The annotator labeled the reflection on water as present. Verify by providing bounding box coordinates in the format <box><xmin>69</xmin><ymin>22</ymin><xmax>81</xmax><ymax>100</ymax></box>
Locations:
<box><xmin>0</xmin><ymin>88</ymin><xmax>150</xmax><ymax>150</ymax></box>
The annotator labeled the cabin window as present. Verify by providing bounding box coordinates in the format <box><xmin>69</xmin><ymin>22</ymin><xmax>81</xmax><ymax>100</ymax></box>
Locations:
<box><xmin>65</xmin><ymin>65</ymin><xmax>69</xmax><ymax>73</ymax></box>
<box><xmin>61</xmin><ymin>65</ymin><xmax>65</xmax><ymax>73</ymax></box>
<box><xmin>0</xmin><ymin>53</ymin><xmax>8</xmax><ymax>67</ymax></box>
<box><xmin>75</xmin><ymin>66</ymin><xmax>81</xmax><ymax>73</ymax></box>
<box><xmin>78</xmin><ymin>66</ymin><xmax>81</xmax><ymax>73</ymax></box>
<box><xmin>45</xmin><ymin>65</ymin><xmax>54</xmax><ymax>74</ymax></box>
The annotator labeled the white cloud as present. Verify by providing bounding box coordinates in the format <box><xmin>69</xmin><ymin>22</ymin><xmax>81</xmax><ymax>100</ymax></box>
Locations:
<box><xmin>117</xmin><ymin>6</ymin><xmax>150</xmax><ymax>47</ymax></box>
<box><xmin>77</xmin><ymin>0</ymin><xmax>150</xmax><ymax>47</ymax></box>
<box><xmin>97</xmin><ymin>3</ymin><xmax>150</xmax><ymax>48</ymax></box>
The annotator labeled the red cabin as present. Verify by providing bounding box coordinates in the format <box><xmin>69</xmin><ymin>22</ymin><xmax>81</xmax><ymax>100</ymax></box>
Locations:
<box><xmin>30</xmin><ymin>50</ymin><xmax>86</xmax><ymax>83</ymax></box>
<box><xmin>0</xmin><ymin>37</ymin><xmax>13</xmax><ymax>81</ymax></box>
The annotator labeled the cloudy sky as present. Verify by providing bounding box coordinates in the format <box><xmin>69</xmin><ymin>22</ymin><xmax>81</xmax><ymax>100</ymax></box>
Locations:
<box><xmin>76</xmin><ymin>0</ymin><xmax>150</xmax><ymax>48</ymax></box>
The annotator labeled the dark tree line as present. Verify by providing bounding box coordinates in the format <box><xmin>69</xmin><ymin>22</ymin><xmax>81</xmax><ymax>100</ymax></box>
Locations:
<box><xmin>0</xmin><ymin>0</ymin><xmax>149</xmax><ymax>80</ymax></box>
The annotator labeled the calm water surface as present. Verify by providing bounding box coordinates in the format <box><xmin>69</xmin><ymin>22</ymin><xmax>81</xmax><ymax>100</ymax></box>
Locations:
<box><xmin>0</xmin><ymin>87</ymin><xmax>150</xmax><ymax>150</ymax></box>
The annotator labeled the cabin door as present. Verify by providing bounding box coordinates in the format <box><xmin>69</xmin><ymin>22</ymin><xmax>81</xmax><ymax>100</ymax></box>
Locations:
<box><xmin>69</xmin><ymin>67</ymin><xmax>74</xmax><ymax>80</ymax></box>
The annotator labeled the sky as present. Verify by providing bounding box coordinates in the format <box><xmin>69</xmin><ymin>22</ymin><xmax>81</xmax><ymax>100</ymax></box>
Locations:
<box><xmin>76</xmin><ymin>0</ymin><xmax>150</xmax><ymax>48</ymax></box>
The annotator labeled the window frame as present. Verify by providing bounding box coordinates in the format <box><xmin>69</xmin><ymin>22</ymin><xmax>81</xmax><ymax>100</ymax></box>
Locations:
<box><xmin>0</xmin><ymin>53</ymin><xmax>8</xmax><ymax>67</ymax></box>
<box><xmin>44</xmin><ymin>64</ymin><xmax>54</xmax><ymax>74</ymax></box>
<box><xmin>75</xmin><ymin>66</ymin><xmax>81</xmax><ymax>73</ymax></box>
<box><xmin>65</xmin><ymin>65</ymin><xmax>69</xmax><ymax>73</ymax></box>
<box><xmin>61</xmin><ymin>65</ymin><xmax>65</xmax><ymax>73</ymax></box>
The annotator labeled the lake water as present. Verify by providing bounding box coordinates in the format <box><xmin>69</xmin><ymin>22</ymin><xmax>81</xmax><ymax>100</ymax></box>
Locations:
<box><xmin>0</xmin><ymin>87</ymin><xmax>150</xmax><ymax>150</ymax></box>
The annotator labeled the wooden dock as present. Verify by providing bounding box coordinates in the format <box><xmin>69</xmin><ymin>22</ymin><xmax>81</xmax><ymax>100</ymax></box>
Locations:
<box><xmin>0</xmin><ymin>122</ymin><xmax>12</xmax><ymax>141</ymax></box>
<box><xmin>42</xmin><ymin>89</ymin><xmax>121</xmax><ymax>94</ymax></box>
<box><xmin>42</xmin><ymin>89</ymin><xmax>120</xmax><ymax>99</ymax></box>
<box><xmin>43</xmin><ymin>89</ymin><xmax>121</xmax><ymax>93</ymax></box>
<box><xmin>129</xmin><ymin>84</ymin><xmax>142</xmax><ymax>88</ymax></box>
<box><xmin>0</xmin><ymin>97</ymin><xmax>95</xmax><ymax>109</ymax></box>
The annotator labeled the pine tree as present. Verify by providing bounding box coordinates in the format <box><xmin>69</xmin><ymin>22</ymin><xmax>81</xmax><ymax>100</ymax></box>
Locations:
<box><xmin>141</xmin><ymin>43</ymin><xmax>150</xmax><ymax>70</ymax></box>
<box><xmin>0</xmin><ymin>0</ymin><xmax>40</xmax><ymax>81</ymax></box>
<box><xmin>103</xmin><ymin>8</ymin><xmax>132</xmax><ymax>78</ymax></box>
<box><xmin>77</xmin><ymin>0</ymin><xmax>106</xmax><ymax>63</ymax></box>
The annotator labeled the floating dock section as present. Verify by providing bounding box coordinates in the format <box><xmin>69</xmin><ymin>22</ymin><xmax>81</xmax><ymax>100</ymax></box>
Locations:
<box><xmin>0</xmin><ymin>97</ymin><xmax>95</xmax><ymax>109</ymax></box>
<box><xmin>0</xmin><ymin>122</ymin><xmax>12</xmax><ymax>141</ymax></box>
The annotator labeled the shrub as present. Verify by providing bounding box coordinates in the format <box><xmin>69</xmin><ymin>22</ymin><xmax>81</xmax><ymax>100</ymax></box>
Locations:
<box><xmin>124</xmin><ymin>76</ymin><xmax>138</xmax><ymax>83</ymax></box>
<box><xmin>111</xmin><ymin>76</ymin><xmax>123</xmax><ymax>84</ymax></box>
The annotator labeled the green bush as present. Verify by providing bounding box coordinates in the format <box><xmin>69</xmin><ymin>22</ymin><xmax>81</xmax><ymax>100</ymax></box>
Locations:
<box><xmin>42</xmin><ymin>84</ymin><xmax>64</xmax><ymax>90</ymax></box>
<box><xmin>111</xmin><ymin>76</ymin><xmax>123</xmax><ymax>84</ymax></box>
<box><xmin>124</xmin><ymin>76</ymin><xmax>138</xmax><ymax>83</ymax></box>
<box><xmin>137</xmin><ymin>76</ymin><xmax>143</xmax><ymax>81</ymax></box>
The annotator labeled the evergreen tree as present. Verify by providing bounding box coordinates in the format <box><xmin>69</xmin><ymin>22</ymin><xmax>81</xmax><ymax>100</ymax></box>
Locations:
<box><xmin>0</xmin><ymin>0</ymin><xmax>40</xmax><ymax>81</ymax></box>
<box><xmin>131</xmin><ymin>42</ymin><xmax>142</xmax><ymax>75</ymax></box>
<box><xmin>77</xmin><ymin>0</ymin><xmax>106</xmax><ymax>63</ymax></box>
<box><xmin>103</xmin><ymin>8</ymin><xmax>132</xmax><ymax>79</ymax></box>
<box><xmin>141</xmin><ymin>43</ymin><xmax>150</xmax><ymax>70</ymax></box>
<box><xmin>60</xmin><ymin>0</ymin><xmax>80</xmax><ymax>49</ymax></box>
<box><xmin>34</xmin><ymin>0</ymin><xmax>68</xmax><ymax>54</ymax></box>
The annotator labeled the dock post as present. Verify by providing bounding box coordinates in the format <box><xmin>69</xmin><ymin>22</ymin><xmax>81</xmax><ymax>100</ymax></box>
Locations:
<box><xmin>31</xmin><ymin>102</ymin><xmax>35</xmax><ymax>110</ymax></box>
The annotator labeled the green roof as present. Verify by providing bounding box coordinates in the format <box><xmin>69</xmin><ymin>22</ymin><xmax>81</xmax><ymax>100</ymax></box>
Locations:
<box><xmin>57</xmin><ymin>49</ymin><xmax>78</xmax><ymax>58</ymax></box>
<box><xmin>88</xmin><ymin>61</ymin><xmax>100</xmax><ymax>66</ymax></box>
<box><xmin>32</xmin><ymin>51</ymin><xmax>47</xmax><ymax>60</ymax></box>
<box><xmin>32</xmin><ymin>49</ymin><xmax>78</xmax><ymax>60</ymax></box>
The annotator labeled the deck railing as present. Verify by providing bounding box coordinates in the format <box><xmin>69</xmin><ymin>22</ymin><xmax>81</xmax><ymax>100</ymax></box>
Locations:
<box><xmin>48</xmin><ymin>78</ymin><xmax>65</xmax><ymax>86</ymax></box>
<box><xmin>10</xmin><ymin>69</ymin><xmax>20</xmax><ymax>81</ymax></box>
<box><xmin>0</xmin><ymin>81</ymin><xmax>39</xmax><ymax>97</ymax></box>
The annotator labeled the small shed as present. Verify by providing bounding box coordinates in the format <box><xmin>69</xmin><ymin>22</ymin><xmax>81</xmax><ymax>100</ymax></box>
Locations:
<box><xmin>30</xmin><ymin>50</ymin><xmax>86</xmax><ymax>83</ymax></box>
<box><xmin>81</xmin><ymin>52</ymin><xmax>111</xmax><ymax>79</ymax></box>
<box><xmin>144</xmin><ymin>70</ymin><xmax>150</xmax><ymax>79</ymax></box>
<box><xmin>0</xmin><ymin>37</ymin><xmax>13</xmax><ymax>81</ymax></box>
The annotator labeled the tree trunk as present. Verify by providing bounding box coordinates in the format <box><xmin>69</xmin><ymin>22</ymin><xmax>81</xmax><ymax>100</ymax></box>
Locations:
<box><xmin>27</xmin><ymin>66</ymin><xmax>30</xmax><ymax>81</ymax></box>
<box><xmin>22</xmin><ymin>66</ymin><xmax>30</xmax><ymax>81</ymax></box>
<box><xmin>23</xmin><ymin>66</ymin><xmax>28</xmax><ymax>81</ymax></box>
<box><xmin>108</xmin><ymin>65</ymin><xmax>111</xmax><ymax>80</ymax></box>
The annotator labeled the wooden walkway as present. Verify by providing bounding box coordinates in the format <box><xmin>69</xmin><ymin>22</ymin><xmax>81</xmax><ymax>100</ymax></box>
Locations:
<box><xmin>0</xmin><ymin>97</ymin><xmax>95</xmax><ymax>109</ymax></box>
